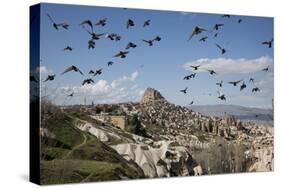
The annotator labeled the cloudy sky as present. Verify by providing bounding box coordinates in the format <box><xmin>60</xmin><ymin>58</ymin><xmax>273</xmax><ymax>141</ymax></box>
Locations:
<box><xmin>35</xmin><ymin>3</ymin><xmax>273</xmax><ymax>108</ymax></box>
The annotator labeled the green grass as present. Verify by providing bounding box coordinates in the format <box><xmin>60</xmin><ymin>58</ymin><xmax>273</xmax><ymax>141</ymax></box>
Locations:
<box><xmin>41</xmin><ymin>145</ymin><xmax>70</xmax><ymax>160</ymax></box>
<box><xmin>67</xmin><ymin>135</ymin><xmax>123</xmax><ymax>163</ymax></box>
<box><xmin>44</xmin><ymin>114</ymin><xmax>84</xmax><ymax>149</ymax></box>
<box><xmin>40</xmin><ymin>159</ymin><xmax>144</xmax><ymax>185</ymax></box>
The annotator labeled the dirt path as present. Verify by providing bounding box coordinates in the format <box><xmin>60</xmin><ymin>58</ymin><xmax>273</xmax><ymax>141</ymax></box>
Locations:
<box><xmin>63</xmin><ymin>133</ymin><xmax>87</xmax><ymax>159</ymax></box>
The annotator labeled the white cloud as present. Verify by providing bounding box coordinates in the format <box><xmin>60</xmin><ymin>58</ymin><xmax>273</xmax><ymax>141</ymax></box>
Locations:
<box><xmin>35</xmin><ymin>66</ymin><xmax>51</xmax><ymax>74</ymax></box>
<box><xmin>183</xmin><ymin>56</ymin><xmax>273</xmax><ymax>74</ymax></box>
<box><xmin>52</xmin><ymin>71</ymin><xmax>143</xmax><ymax>105</ymax></box>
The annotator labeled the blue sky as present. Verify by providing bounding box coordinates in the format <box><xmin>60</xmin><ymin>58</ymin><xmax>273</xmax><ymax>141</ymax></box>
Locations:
<box><xmin>37</xmin><ymin>3</ymin><xmax>274</xmax><ymax>108</ymax></box>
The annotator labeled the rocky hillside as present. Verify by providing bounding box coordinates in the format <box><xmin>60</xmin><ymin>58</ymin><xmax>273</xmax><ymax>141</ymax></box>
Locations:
<box><xmin>41</xmin><ymin>88</ymin><xmax>274</xmax><ymax>184</ymax></box>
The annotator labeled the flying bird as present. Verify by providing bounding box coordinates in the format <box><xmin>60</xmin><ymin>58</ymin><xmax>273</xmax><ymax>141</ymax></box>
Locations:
<box><xmin>207</xmin><ymin>69</ymin><xmax>217</xmax><ymax>75</ymax></box>
<box><xmin>180</xmin><ymin>87</ymin><xmax>188</xmax><ymax>94</ymax></box>
<box><xmin>212</xmin><ymin>24</ymin><xmax>224</xmax><ymax>32</ymax></box>
<box><xmin>93</xmin><ymin>68</ymin><xmax>102</xmax><ymax>77</ymax></box>
<box><xmin>153</xmin><ymin>36</ymin><xmax>161</xmax><ymax>41</ymax></box>
<box><xmin>252</xmin><ymin>87</ymin><xmax>260</xmax><ymax>92</ymax></box>
<box><xmin>216</xmin><ymin>80</ymin><xmax>223</xmax><ymax>87</ymax></box>
<box><xmin>82</xmin><ymin>78</ymin><xmax>95</xmax><ymax>85</ymax></box>
<box><xmin>262</xmin><ymin>38</ymin><xmax>273</xmax><ymax>48</ymax></box>
<box><xmin>238</xmin><ymin>19</ymin><xmax>242</xmax><ymax>23</ymax></box>
<box><xmin>183</xmin><ymin>73</ymin><xmax>196</xmax><ymax>80</ymax></box>
<box><xmin>222</xmin><ymin>14</ymin><xmax>231</xmax><ymax>18</ymax></box>
<box><xmin>64</xmin><ymin>46</ymin><xmax>73</xmax><ymax>51</ymax></box>
<box><xmin>89</xmin><ymin>70</ymin><xmax>95</xmax><ymax>74</ymax></box>
<box><xmin>44</xmin><ymin>74</ymin><xmax>56</xmax><ymax>82</ymax></box>
<box><xmin>105</xmin><ymin>33</ymin><xmax>121</xmax><ymax>41</ymax></box>
<box><xmin>143</xmin><ymin>20</ymin><xmax>151</xmax><ymax>27</ymax></box>
<box><xmin>90</xmin><ymin>32</ymin><xmax>105</xmax><ymax>40</ymax></box>
<box><xmin>114</xmin><ymin>51</ymin><xmax>129</xmax><ymax>58</ymax></box>
<box><xmin>262</xmin><ymin>66</ymin><xmax>269</xmax><ymax>72</ymax></box>
<box><xmin>218</xmin><ymin>94</ymin><xmax>226</xmax><ymax>101</ymax></box>
<box><xmin>249</xmin><ymin>78</ymin><xmax>255</xmax><ymax>83</ymax></box>
<box><xmin>47</xmin><ymin>13</ymin><xmax>69</xmax><ymax>30</ymax></box>
<box><xmin>68</xmin><ymin>92</ymin><xmax>74</xmax><ymax>97</ymax></box>
<box><xmin>189</xmin><ymin>101</ymin><xmax>194</xmax><ymax>105</ymax></box>
<box><xmin>107</xmin><ymin>61</ymin><xmax>114</xmax><ymax>66</ymax></box>
<box><xmin>228</xmin><ymin>80</ymin><xmax>242</xmax><ymax>86</ymax></box>
<box><xmin>127</xmin><ymin>19</ymin><xmax>135</xmax><ymax>29</ymax></box>
<box><xmin>188</xmin><ymin>26</ymin><xmax>208</xmax><ymax>41</ymax></box>
<box><xmin>88</xmin><ymin>39</ymin><xmax>95</xmax><ymax>49</ymax></box>
<box><xmin>215</xmin><ymin>43</ymin><xmax>226</xmax><ymax>54</ymax></box>
<box><xmin>199</xmin><ymin>36</ymin><xmax>208</xmax><ymax>42</ymax></box>
<box><xmin>142</xmin><ymin>39</ymin><xmax>154</xmax><ymax>46</ymax></box>
<box><xmin>82</xmin><ymin>26</ymin><xmax>104</xmax><ymax>40</ymax></box>
<box><xmin>126</xmin><ymin>42</ymin><xmax>137</xmax><ymax>50</ymax></box>
<box><xmin>61</xmin><ymin>65</ymin><xmax>84</xmax><ymax>75</ymax></box>
<box><xmin>240</xmin><ymin>81</ymin><xmax>247</xmax><ymax>91</ymax></box>
<box><xmin>190</xmin><ymin>65</ymin><xmax>200</xmax><ymax>70</ymax></box>
<box><xmin>80</xmin><ymin>20</ymin><xmax>93</xmax><ymax>32</ymax></box>
<box><xmin>95</xmin><ymin>18</ymin><xmax>107</xmax><ymax>26</ymax></box>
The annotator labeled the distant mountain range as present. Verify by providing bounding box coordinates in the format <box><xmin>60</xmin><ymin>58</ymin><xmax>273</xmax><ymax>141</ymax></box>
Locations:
<box><xmin>190</xmin><ymin>104</ymin><xmax>273</xmax><ymax>125</ymax></box>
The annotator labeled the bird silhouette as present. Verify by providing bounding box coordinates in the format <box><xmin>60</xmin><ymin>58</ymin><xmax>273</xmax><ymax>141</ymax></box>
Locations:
<box><xmin>218</xmin><ymin>94</ymin><xmax>226</xmax><ymax>101</ymax></box>
<box><xmin>126</xmin><ymin>42</ymin><xmax>137</xmax><ymax>50</ymax></box>
<box><xmin>207</xmin><ymin>69</ymin><xmax>217</xmax><ymax>75</ymax></box>
<box><xmin>61</xmin><ymin>65</ymin><xmax>84</xmax><ymax>75</ymax></box>
<box><xmin>93</xmin><ymin>68</ymin><xmax>102</xmax><ymax>77</ymax></box>
<box><xmin>238</xmin><ymin>19</ymin><xmax>242</xmax><ymax>23</ymax></box>
<box><xmin>180</xmin><ymin>87</ymin><xmax>188</xmax><ymax>94</ymax></box>
<box><xmin>114</xmin><ymin>51</ymin><xmax>129</xmax><ymax>58</ymax></box>
<box><xmin>262</xmin><ymin>38</ymin><xmax>273</xmax><ymax>48</ymax></box>
<box><xmin>64</xmin><ymin>46</ymin><xmax>73</xmax><ymax>51</ymax></box>
<box><xmin>68</xmin><ymin>92</ymin><xmax>74</xmax><ymax>97</ymax></box>
<box><xmin>222</xmin><ymin>14</ymin><xmax>231</xmax><ymax>18</ymax></box>
<box><xmin>190</xmin><ymin>65</ymin><xmax>200</xmax><ymax>70</ymax></box>
<box><xmin>105</xmin><ymin>33</ymin><xmax>121</xmax><ymax>41</ymax></box>
<box><xmin>44</xmin><ymin>74</ymin><xmax>56</xmax><ymax>82</ymax></box>
<box><xmin>143</xmin><ymin>20</ymin><xmax>151</xmax><ymax>27</ymax></box>
<box><xmin>30</xmin><ymin>75</ymin><xmax>38</xmax><ymax>83</ymax></box>
<box><xmin>89</xmin><ymin>70</ymin><xmax>95</xmax><ymax>74</ymax></box>
<box><xmin>183</xmin><ymin>73</ymin><xmax>196</xmax><ymax>80</ymax></box>
<box><xmin>142</xmin><ymin>39</ymin><xmax>154</xmax><ymax>46</ymax></box>
<box><xmin>240</xmin><ymin>81</ymin><xmax>247</xmax><ymax>91</ymax></box>
<box><xmin>252</xmin><ymin>87</ymin><xmax>260</xmax><ymax>92</ymax></box>
<box><xmin>199</xmin><ymin>36</ymin><xmax>208</xmax><ymax>42</ymax></box>
<box><xmin>82</xmin><ymin>78</ymin><xmax>95</xmax><ymax>85</ymax></box>
<box><xmin>127</xmin><ymin>19</ymin><xmax>135</xmax><ymax>29</ymax></box>
<box><xmin>107</xmin><ymin>61</ymin><xmax>114</xmax><ymax>66</ymax></box>
<box><xmin>216</xmin><ymin>80</ymin><xmax>223</xmax><ymax>87</ymax></box>
<box><xmin>95</xmin><ymin>18</ymin><xmax>107</xmax><ymax>26</ymax></box>
<box><xmin>228</xmin><ymin>80</ymin><xmax>242</xmax><ymax>86</ymax></box>
<box><xmin>189</xmin><ymin>101</ymin><xmax>194</xmax><ymax>105</ymax></box>
<box><xmin>262</xmin><ymin>66</ymin><xmax>269</xmax><ymax>72</ymax></box>
<box><xmin>88</xmin><ymin>39</ymin><xmax>95</xmax><ymax>49</ymax></box>
<box><xmin>47</xmin><ymin>13</ymin><xmax>69</xmax><ymax>30</ymax></box>
<box><xmin>153</xmin><ymin>36</ymin><xmax>161</xmax><ymax>41</ymax></box>
<box><xmin>80</xmin><ymin>20</ymin><xmax>93</xmax><ymax>32</ymax></box>
<box><xmin>215</xmin><ymin>44</ymin><xmax>226</xmax><ymax>54</ymax></box>
<box><xmin>249</xmin><ymin>78</ymin><xmax>255</xmax><ymax>83</ymax></box>
<box><xmin>188</xmin><ymin>26</ymin><xmax>208</xmax><ymax>41</ymax></box>
<box><xmin>212</xmin><ymin>24</ymin><xmax>224</xmax><ymax>32</ymax></box>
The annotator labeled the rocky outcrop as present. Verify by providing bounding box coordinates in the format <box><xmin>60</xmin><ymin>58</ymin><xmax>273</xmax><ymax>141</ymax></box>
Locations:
<box><xmin>112</xmin><ymin>141</ymin><xmax>202</xmax><ymax>177</ymax></box>
<box><xmin>140</xmin><ymin>88</ymin><xmax>165</xmax><ymax>104</ymax></box>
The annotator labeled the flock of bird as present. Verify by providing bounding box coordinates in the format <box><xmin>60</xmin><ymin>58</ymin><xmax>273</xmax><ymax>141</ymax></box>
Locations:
<box><xmin>30</xmin><ymin>11</ymin><xmax>162</xmax><ymax>99</ymax></box>
<box><xmin>30</xmin><ymin>11</ymin><xmax>273</xmax><ymax>106</ymax></box>
<box><xmin>179</xmin><ymin>14</ymin><xmax>273</xmax><ymax>105</ymax></box>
